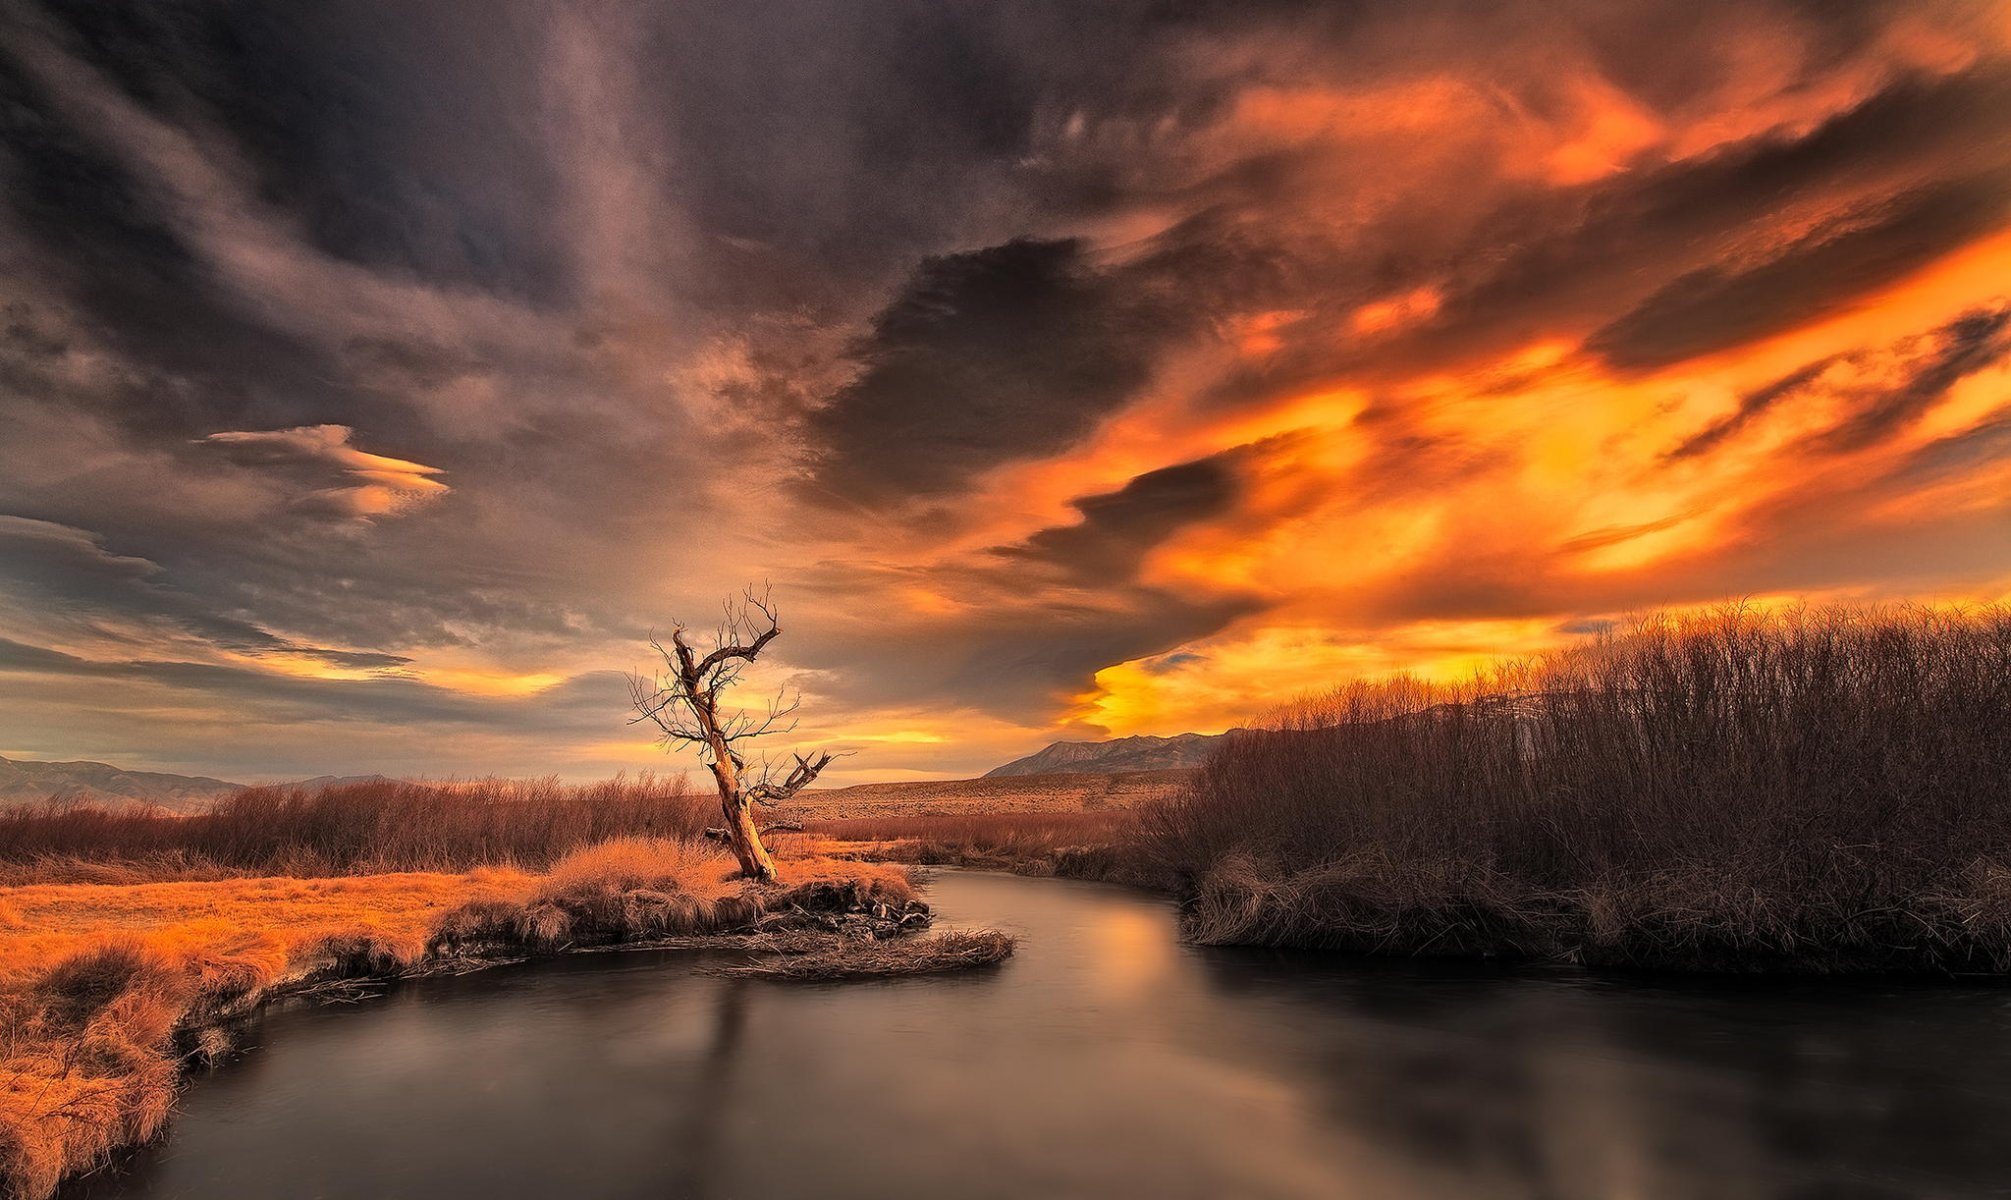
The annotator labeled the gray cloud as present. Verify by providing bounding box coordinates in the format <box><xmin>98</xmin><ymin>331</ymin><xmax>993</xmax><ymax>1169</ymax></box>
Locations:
<box><xmin>0</xmin><ymin>515</ymin><xmax>413</xmax><ymax>668</ymax></box>
<box><xmin>1588</xmin><ymin>176</ymin><xmax>2011</xmax><ymax>371</ymax></box>
<box><xmin>800</xmin><ymin>238</ymin><xmax>1175</xmax><ymax>508</ymax></box>
<box><xmin>995</xmin><ymin>455</ymin><xmax>1240</xmax><ymax>584</ymax></box>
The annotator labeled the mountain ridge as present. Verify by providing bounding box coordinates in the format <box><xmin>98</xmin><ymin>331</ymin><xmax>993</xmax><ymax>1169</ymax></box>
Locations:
<box><xmin>0</xmin><ymin>755</ymin><xmax>245</xmax><ymax>813</ymax></box>
<box><xmin>984</xmin><ymin>731</ymin><xmax>1233</xmax><ymax>778</ymax></box>
<box><xmin>0</xmin><ymin>757</ymin><xmax>394</xmax><ymax>812</ymax></box>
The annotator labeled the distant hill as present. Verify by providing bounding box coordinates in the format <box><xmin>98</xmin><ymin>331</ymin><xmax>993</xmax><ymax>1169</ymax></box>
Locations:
<box><xmin>0</xmin><ymin>755</ymin><xmax>245</xmax><ymax>812</ymax></box>
<box><xmin>284</xmin><ymin>774</ymin><xmax>393</xmax><ymax>792</ymax></box>
<box><xmin>0</xmin><ymin>758</ymin><xmax>401</xmax><ymax>812</ymax></box>
<box><xmin>985</xmin><ymin>732</ymin><xmax>1232</xmax><ymax>778</ymax></box>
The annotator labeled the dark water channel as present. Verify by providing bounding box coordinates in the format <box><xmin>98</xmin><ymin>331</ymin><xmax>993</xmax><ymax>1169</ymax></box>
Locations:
<box><xmin>70</xmin><ymin>869</ymin><xmax>2011</xmax><ymax>1199</ymax></box>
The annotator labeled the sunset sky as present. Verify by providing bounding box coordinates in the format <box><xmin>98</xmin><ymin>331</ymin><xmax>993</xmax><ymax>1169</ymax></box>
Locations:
<box><xmin>2</xmin><ymin>1</ymin><xmax>2009</xmax><ymax>783</ymax></box>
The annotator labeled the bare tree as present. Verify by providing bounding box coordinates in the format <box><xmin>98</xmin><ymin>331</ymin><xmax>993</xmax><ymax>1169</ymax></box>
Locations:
<box><xmin>628</xmin><ymin>587</ymin><xmax>833</xmax><ymax>881</ymax></box>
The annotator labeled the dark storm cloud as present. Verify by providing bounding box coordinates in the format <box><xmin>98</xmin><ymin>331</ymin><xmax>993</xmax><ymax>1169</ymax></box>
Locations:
<box><xmin>0</xmin><ymin>41</ymin><xmax>344</xmax><ymax>440</ymax></box>
<box><xmin>1493</xmin><ymin>67</ymin><xmax>2011</xmax><ymax>375</ymax></box>
<box><xmin>12</xmin><ymin>1</ymin><xmax>571</xmax><ymax>302</ymax></box>
<box><xmin>992</xmin><ymin>453</ymin><xmax>1241</xmax><ymax>584</ymax></box>
<box><xmin>1814</xmin><ymin>304</ymin><xmax>2011</xmax><ymax>453</ymax></box>
<box><xmin>796</xmin><ymin>583</ymin><xmax>1261</xmax><ymax>720</ymax></box>
<box><xmin>1664</xmin><ymin>356</ymin><xmax>1843</xmax><ymax>462</ymax></box>
<box><xmin>801</xmin><ymin>238</ymin><xmax>1174</xmax><ymax>507</ymax></box>
<box><xmin>1587</xmin><ymin>176</ymin><xmax>2011</xmax><ymax>371</ymax></box>
<box><xmin>795</xmin><ymin>447</ymin><xmax>1275</xmax><ymax>717</ymax></box>
<box><xmin>909</xmin><ymin>592</ymin><xmax>1257</xmax><ymax>716</ymax></box>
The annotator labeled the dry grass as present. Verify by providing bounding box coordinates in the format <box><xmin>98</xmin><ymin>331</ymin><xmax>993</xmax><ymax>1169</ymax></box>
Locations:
<box><xmin>798</xmin><ymin>811</ymin><xmax>1164</xmax><ymax>888</ymax></box>
<box><xmin>788</xmin><ymin>769</ymin><xmax>1189</xmax><ymax>820</ymax></box>
<box><xmin>0</xmin><ymin>774</ymin><xmax>709</xmax><ymax>882</ymax></box>
<box><xmin>1146</xmin><ymin>605</ymin><xmax>2011</xmax><ymax>973</ymax></box>
<box><xmin>0</xmin><ymin>839</ymin><xmax>921</xmax><ymax>1200</ymax></box>
<box><xmin>0</xmin><ymin>870</ymin><xmax>532</xmax><ymax>989</ymax></box>
<box><xmin>0</xmin><ymin>865</ymin><xmax>546</xmax><ymax>1200</ymax></box>
<box><xmin>721</xmin><ymin>929</ymin><xmax>1017</xmax><ymax>981</ymax></box>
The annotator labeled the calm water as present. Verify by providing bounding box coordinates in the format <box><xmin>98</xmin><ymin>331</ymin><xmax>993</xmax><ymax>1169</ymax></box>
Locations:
<box><xmin>70</xmin><ymin>870</ymin><xmax>2011</xmax><ymax>1200</ymax></box>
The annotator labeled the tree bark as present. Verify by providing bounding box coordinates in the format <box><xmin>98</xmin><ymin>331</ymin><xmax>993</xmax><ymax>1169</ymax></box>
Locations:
<box><xmin>722</xmin><ymin>789</ymin><xmax>775</xmax><ymax>881</ymax></box>
<box><xmin>705</xmin><ymin>748</ymin><xmax>775</xmax><ymax>882</ymax></box>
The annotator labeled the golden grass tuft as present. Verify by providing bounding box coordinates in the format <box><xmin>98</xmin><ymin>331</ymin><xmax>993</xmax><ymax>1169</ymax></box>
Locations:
<box><xmin>538</xmin><ymin>837</ymin><xmax>741</xmax><ymax>899</ymax></box>
<box><xmin>770</xmin><ymin>853</ymin><xmax>917</xmax><ymax>906</ymax></box>
<box><xmin>1</xmin><ymin>939</ymin><xmax>192</xmax><ymax>1200</ymax></box>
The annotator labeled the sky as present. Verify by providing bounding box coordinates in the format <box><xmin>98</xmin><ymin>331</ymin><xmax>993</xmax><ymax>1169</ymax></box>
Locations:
<box><xmin>1</xmin><ymin>0</ymin><xmax>2009</xmax><ymax>784</ymax></box>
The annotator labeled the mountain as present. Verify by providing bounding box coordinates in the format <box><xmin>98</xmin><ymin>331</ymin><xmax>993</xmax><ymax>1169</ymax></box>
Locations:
<box><xmin>0</xmin><ymin>758</ymin><xmax>399</xmax><ymax>812</ymax></box>
<box><xmin>0</xmin><ymin>755</ymin><xmax>246</xmax><ymax>812</ymax></box>
<box><xmin>984</xmin><ymin>732</ymin><xmax>1233</xmax><ymax>778</ymax></box>
<box><xmin>285</xmin><ymin>774</ymin><xmax>393</xmax><ymax>792</ymax></box>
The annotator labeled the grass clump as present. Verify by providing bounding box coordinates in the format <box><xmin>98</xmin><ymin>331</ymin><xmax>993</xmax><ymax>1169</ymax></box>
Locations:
<box><xmin>0</xmin><ymin>940</ymin><xmax>188</xmax><ymax>1200</ymax></box>
<box><xmin>1145</xmin><ymin>605</ymin><xmax>2011</xmax><ymax>973</ymax></box>
<box><xmin>431</xmin><ymin>838</ymin><xmax>757</xmax><ymax>954</ymax></box>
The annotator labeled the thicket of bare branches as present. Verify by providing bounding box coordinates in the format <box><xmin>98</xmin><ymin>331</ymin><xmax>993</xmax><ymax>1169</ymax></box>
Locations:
<box><xmin>0</xmin><ymin>775</ymin><xmax>707</xmax><ymax>881</ymax></box>
<box><xmin>1145</xmin><ymin>604</ymin><xmax>2011</xmax><ymax>972</ymax></box>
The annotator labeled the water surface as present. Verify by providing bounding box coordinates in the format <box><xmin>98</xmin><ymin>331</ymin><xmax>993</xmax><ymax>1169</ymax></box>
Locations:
<box><xmin>71</xmin><ymin>870</ymin><xmax>2011</xmax><ymax>1199</ymax></box>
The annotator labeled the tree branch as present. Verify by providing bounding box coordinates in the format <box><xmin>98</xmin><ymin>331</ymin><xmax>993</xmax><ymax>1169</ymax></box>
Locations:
<box><xmin>745</xmin><ymin>749</ymin><xmax>842</xmax><ymax>806</ymax></box>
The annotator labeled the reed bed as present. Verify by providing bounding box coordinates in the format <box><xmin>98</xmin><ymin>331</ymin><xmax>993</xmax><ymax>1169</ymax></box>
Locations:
<box><xmin>1145</xmin><ymin>605</ymin><xmax>2011</xmax><ymax>973</ymax></box>
<box><xmin>0</xmin><ymin>774</ymin><xmax>710</xmax><ymax>883</ymax></box>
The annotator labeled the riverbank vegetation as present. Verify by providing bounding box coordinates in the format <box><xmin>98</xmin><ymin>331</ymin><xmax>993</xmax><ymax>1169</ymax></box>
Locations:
<box><xmin>801</xmin><ymin>811</ymin><xmax>1155</xmax><ymax>883</ymax></box>
<box><xmin>0</xmin><ymin>781</ymin><xmax>986</xmax><ymax>1200</ymax></box>
<box><xmin>1146</xmin><ymin>605</ymin><xmax>2011</xmax><ymax>974</ymax></box>
<box><xmin>0</xmin><ymin>774</ymin><xmax>709</xmax><ymax>883</ymax></box>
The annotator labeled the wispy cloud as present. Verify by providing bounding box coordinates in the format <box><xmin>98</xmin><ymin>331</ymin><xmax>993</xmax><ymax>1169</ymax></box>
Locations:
<box><xmin>198</xmin><ymin>425</ymin><xmax>447</xmax><ymax>518</ymax></box>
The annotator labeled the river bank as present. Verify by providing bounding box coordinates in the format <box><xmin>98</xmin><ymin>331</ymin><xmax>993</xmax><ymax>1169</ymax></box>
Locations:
<box><xmin>63</xmin><ymin>869</ymin><xmax>2011</xmax><ymax>1200</ymax></box>
<box><xmin>0</xmin><ymin>840</ymin><xmax>992</xmax><ymax>1200</ymax></box>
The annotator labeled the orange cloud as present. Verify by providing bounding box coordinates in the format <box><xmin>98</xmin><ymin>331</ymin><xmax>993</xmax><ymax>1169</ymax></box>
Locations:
<box><xmin>199</xmin><ymin>425</ymin><xmax>448</xmax><ymax>519</ymax></box>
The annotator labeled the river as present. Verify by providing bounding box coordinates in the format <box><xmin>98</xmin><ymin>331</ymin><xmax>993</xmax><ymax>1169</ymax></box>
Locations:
<box><xmin>68</xmin><ymin>869</ymin><xmax>2011</xmax><ymax>1199</ymax></box>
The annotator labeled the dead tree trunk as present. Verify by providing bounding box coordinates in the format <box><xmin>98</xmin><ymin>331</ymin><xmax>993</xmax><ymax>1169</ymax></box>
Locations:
<box><xmin>703</xmin><ymin>736</ymin><xmax>772</xmax><ymax>881</ymax></box>
<box><xmin>629</xmin><ymin>588</ymin><xmax>835</xmax><ymax>882</ymax></box>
